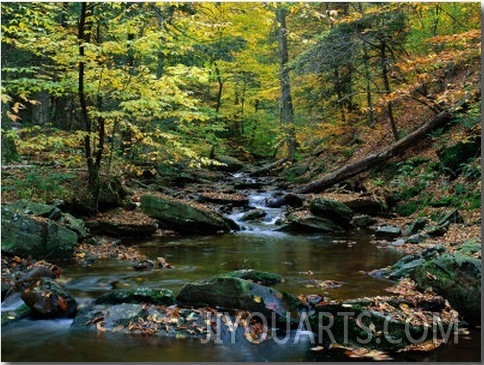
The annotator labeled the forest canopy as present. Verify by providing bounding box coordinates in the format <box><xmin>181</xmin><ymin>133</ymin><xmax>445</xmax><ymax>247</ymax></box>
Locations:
<box><xmin>1</xmin><ymin>2</ymin><xmax>481</xmax><ymax>208</ymax></box>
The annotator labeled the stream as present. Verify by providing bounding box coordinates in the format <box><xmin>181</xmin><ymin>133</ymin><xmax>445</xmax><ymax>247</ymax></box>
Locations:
<box><xmin>1</xmin><ymin>188</ymin><xmax>481</xmax><ymax>361</ymax></box>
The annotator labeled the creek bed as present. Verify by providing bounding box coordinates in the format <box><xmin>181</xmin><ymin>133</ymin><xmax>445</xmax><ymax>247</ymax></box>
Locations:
<box><xmin>2</xmin><ymin>229</ymin><xmax>481</xmax><ymax>361</ymax></box>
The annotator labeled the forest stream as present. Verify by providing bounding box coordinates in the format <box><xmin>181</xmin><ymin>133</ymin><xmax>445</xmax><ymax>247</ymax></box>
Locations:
<box><xmin>1</xmin><ymin>189</ymin><xmax>481</xmax><ymax>362</ymax></box>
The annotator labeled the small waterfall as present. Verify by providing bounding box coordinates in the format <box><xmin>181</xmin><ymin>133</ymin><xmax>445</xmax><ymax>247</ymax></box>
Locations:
<box><xmin>227</xmin><ymin>174</ymin><xmax>286</xmax><ymax>234</ymax></box>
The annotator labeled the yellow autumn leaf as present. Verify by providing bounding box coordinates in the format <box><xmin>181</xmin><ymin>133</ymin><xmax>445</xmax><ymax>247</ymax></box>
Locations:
<box><xmin>253</xmin><ymin>295</ymin><xmax>262</xmax><ymax>303</ymax></box>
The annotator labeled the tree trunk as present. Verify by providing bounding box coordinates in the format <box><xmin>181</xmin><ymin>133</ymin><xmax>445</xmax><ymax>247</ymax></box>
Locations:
<box><xmin>214</xmin><ymin>62</ymin><xmax>223</xmax><ymax>114</ymax></box>
<box><xmin>78</xmin><ymin>2</ymin><xmax>100</xmax><ymax>208</ymax></box>
<box><xmin>380</xmin><ymin>42</ymin><xmax>399</xmax><ymax>141</ymax></box>
<box><xmin>298</xmin><ymin>109</ymin><xmax>454</xmax><ymax>194</ymax></box>
<box><xmin>276</xmin><ymin>4</ymin><xmax>296</xmax><ymax>160</ymax></box>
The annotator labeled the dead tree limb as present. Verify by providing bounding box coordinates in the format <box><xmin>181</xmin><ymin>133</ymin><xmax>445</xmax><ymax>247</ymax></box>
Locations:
<box><xmin>297</xmin><ymin>104</ymin><xmax>465</xmax><ymax>195</ymax></box>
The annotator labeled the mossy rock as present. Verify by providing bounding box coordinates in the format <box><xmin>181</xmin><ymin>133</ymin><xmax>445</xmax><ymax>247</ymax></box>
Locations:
<box><xmin>412</xmin><ymin>253</ymin><xmax>481</xmax><ymax>324</ymax></box>
<box><xmin>216</xmin><ymin>269</ymin><xmax>283</xmax><ymax>286</ymax></box>
<box><xmin>1</xmin><ymin>304</ymin><xmax>32</xmax><ymax>326</ymax></box>
<box><xmin>140</xmin><ymin>194</ymin><xmax>235</xmax><ymax>234</ymax></box>
<box><xmin>309</xmin><ymin>198</ymin><xmax>354</xmax><ymax>228</ymax></box>
<box><xmin>176</xmin><ymin>276</ymin><xmax>308</xmax><ymax>326</ymax></box>
<box><xmin>1</xmin><ymin>205</ymin><xmax>79</xmax><ymax>259</ymax></box>
<box><xmin>95</xmin><ymin>288</ymin><xmax>175</xmax><ymax>306</ymax></box>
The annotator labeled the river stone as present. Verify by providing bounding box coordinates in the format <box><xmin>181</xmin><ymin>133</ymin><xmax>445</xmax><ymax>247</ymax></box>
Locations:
<box><xmin>140</xmin><ymin>194</ymin><xmax>236</xmax><ymax>234</ymax></box>
<box><xmin>176</xmin><ymin>277</ymin><xmax>308</xmax><ymax>325</ymax></box>
<box><xmin>266</xmin><ymin>193</ymin><xmax>304</xmax><ymax>208</ymax></box>
<box><xmin>374</xmin><ymin>225</ymin><xmax>401</xmax><ymax>238</ymax></box>
<box><xmin>278</xmin><ymin>211</ymin><xmax>345</xmax><ymax>233</ymax></box>
<box><xmin>1</xmin><ymin>205</ymin><xmax>79</xmax><ymax>259</ymax></box>
<box><xmin>216</xmin><ymin>270</ymin><xmax>283</xmax><ymax>286</ymax></box>
<box><xmin>21</xmin><ymin>277</ymin><xmax>77</xmax><ymax>319</ymax></box>
<box><xmin>1</xmin><ymin>304</ymin><xmax>32</xmax><ymax>326</ymax></box>
<box><xmin>403</xmin><ymin>217</ymin><xmax>428</xmax><ymax>236</ymax></box>
<box><xmin>351</xmin><ymin>214</ymin><xmax>377</xmax><ymax>228</ymax></box>
<box><xmin>94</xmin><ymin>288</ymin><xmax>175</xmax><ymax>306</ymax></box>
<box><xmin>309</xmin><ymin>198</ymin><xmax>354</xmax><ymax>227</ymax></box>
<box><xmin>240</xmin><ymin>209</ymin><xmax>267</xmax><ymax>222</ymax></box>
<box><xmin>308</xmin><ymin>295</ymin><xmax>455</xmax><ymax>351</ymax></box>
<box><xmin>412</xmin><ymin>252</ymin><xmax>481</xmax><ymax>324</ymax></box>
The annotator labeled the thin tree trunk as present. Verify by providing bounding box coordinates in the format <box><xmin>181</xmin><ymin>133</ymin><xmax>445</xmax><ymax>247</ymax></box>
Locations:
<box><xmin>214</xmin><ymin>62</ymin><xmax>223</xmax><ymax>114</ymax></box>
<box><xmin>78</xmin><ymin>2</ymin><xmax>100</xmax><ymax>208</ymax></box>
<box><xmin>380</xmin><ymin>43</ymin><xmax>399</xmax><ymax>141</ymax></box>
<box><xmin>276</xmin><ymin>4</ymin><xmax>296</xmax><ymax>160</ymax></box>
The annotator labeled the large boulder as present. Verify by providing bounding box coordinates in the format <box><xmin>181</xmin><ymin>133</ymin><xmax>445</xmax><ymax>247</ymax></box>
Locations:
<box><xmin>140</xmin><ymin>194</ymin><xmax>237</xmax><ymax>234</ymax></box>
<box><xmin>380</xmin><ymin>243</ymin><xmax>481</xmax><ymax>324</ymax></box>
<box><xmin>94</xmin><ymin>288</ymin><xmax>175</xmax><ymax>306</ymax></box>
<box><xmin>307</xmin><ymin>285</ymin><xmax>457</xmax><ymax>352</ymax></box>
<box><xmin>309</xmin><ymin>198</ymin><xmax>354</xmax><ymax>228</ymax></box>
<box><xmin>1</xmin><ymin>204</ymin><xmax>79</xmax><ymax>259</ymax></box>
<box><xmin>412</xmin><ymin>251</ymin><xmax>481</xmax><ymax>324</ymax></box>
<box><xmin>278</xmin><ymin>210</ymin><xmax>345</xmax><ymax>234</ymax></box>
<box><xmin>176</xmin><ymin>276</ymin><xmax>308</xmax><ymax>326</ymax></box>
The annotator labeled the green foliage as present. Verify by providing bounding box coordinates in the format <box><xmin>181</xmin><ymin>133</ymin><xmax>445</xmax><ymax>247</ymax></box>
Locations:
<box><xmin>2</xmin><ymin>168</ymin><xmax>75</xmax><ymax>202</ymax></box>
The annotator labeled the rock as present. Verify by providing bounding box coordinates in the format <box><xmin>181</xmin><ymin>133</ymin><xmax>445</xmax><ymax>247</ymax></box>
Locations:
<box><xmin>217</xmin><ymin>269</ymin><xmax>283</xmax><ymax>286</ymax></box>
<box><xmin>1</xmin><ymin>205</ymin><xmax>79</xmax><ymax>259</ymax></box>
<box><xmin>71</xmin><ymin>302</ymin><xmax>216</xmax><ymax>340</ymax></box>
<box><xmin>140</xmin><ymin>194</ymin><xmax>236</xmax><ymax>234</ymax></box>
<box><xmin>374</xmin><ymin>225</ymin><xmax>401</xmax><ymax>238</ymax></box>
<box><xmin>86</xmin><ymin>209</ymin><xmax>158</xmax><ymax>237</ymax></box>
<box><xmin>412</xmin><ymin>252</ymin><xmax>481</xmax><ymax>324</ymax></box>
<box><xmin>308</xmin><ymin>289</ymin><xmax>457</xmax><ymax>351</ymax></box>
<box><xmin>309</xmin><ymin>198</ymin><xmax>354</xmax><ymax>228</ymax></box>
<box><xmin>403</xmin><ymin>217</ymin><xmax>428</xmax><ymax>236</ymax></box>
<box><xmin>197</xmin><ymin>192</ymin><xmax>249</xmax><ymax>207</ymax></box>
<box><xmin>94</xmin><ymin>288</ymin><xmax>176</xmax><ymax>306</ymax></box>
<box><xmin>214</xmin><ymin>155</ymin><xmax>245</xmax><ymax>172</ymax></box>
<box><xmin>351</xmin><ymin>214</ymin><xmax>377</xmax><ymax>228</ymax></box>
<box><xmin>266</xmin><ymin>193</ymin><xmax>304</xmax><ymax>208</ymax></box>
<box><xmin>278</xmin><ymin>211</ymin><xmax>345</xmax><ymax>234</ymax></box>
<box><xmin>21</xmin><ymin>277</ymin><xmax>77</xmax><ymax>318</ymax></box>
<box><xmin>406</xmin><ymin>233</ymin><xmax>429</xmax><ymax>244</ymax></box>
<box><xmin>7</xmin><ymin>199</ymin><xmax>62</xmax><ymax>220</ymax></box>
<box><xmin>386</xmin><ymin>246</ymin><xmax>445</xmax><ymax>279</ymax></box>
<box><xmin>1</xmin><ymin>304</ymin><xmax>32</xmax><ymax>326</ymax></box>
<box><xmin>239</xmin><ymin>209</ymin><xmax>267</xmax><ymax>222</ymax></box>
<box><xmin>61</xmin><ymin>213</ymin><xmax>89</xmax><ymax>239</ymax></box>
<box><xmin>176</xmin><ymin>276</ymin><xmax>308</xmax><ymax>326</ymax></box>
<box><xmin>438</xmin><ymin>209</ymin><xmax>464</xmax><ymax>226</ymax></box>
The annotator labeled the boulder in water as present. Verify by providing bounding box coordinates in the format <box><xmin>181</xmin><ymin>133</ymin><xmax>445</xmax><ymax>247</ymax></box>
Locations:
<box><xmin>140</xmin><ymin>194</ymin><xmax>237</xmax><ymax>234</ymax></box>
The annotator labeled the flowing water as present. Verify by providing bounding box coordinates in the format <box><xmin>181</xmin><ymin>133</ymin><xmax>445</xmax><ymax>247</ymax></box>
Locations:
<box><xmin>1</xmin><ymin>189</ymin><xmax>481</xmax><ymax>362</ymax></box>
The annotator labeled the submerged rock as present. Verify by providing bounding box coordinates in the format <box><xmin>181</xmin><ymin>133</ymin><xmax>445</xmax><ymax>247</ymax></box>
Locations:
<box><xmin>140</xmin><ymin>194</ymin><xmax>237</xmax><ymax>234</ymax></box>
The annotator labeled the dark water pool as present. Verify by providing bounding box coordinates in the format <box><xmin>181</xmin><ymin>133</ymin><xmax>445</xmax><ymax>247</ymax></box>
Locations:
<box><xmin>2</xmin><ymin>229</ymin><xmax>481</xmax><ymax>361</ymax></box>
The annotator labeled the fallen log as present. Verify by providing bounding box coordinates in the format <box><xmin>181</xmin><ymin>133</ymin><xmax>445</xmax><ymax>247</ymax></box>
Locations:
<box><xmin>298</xmin><ymin>105</ymin><xmax>463</xmax><ymax>194</ymax></box>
